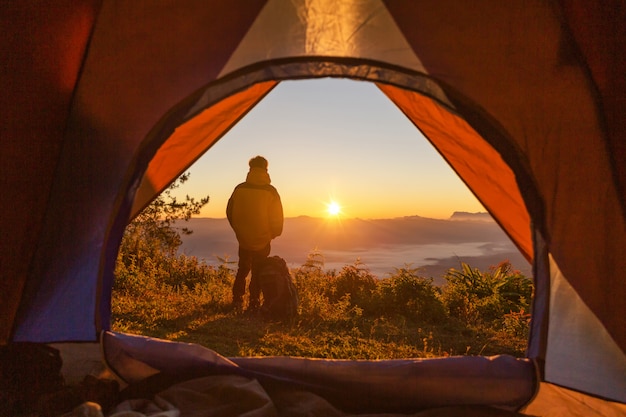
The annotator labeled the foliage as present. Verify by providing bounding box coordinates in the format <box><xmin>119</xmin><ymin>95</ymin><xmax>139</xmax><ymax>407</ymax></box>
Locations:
<box><xmin>502</xmin><ymin>309</ymin><xmax>532</xmax><ymax>339</ymax></box>
<box><xmin>292</xmin><ymin>257</ymin><xmax>362</xmax><ymax>327</ymax></box>
<box><xmin>118</xmin><ymin>172</ymin><xmax>209</xmax><ymax>268</ymax></box>
<box><xmin>113</xmin><ymin>184</ymin><xmax>534</xmax><ymax>359</ymax></box>
<box><xmin>373</xmin><ymin>265</ymin><xmax>446</xmax><ymax>323</ymax></box>
<box><xmin>299</xmin><ymin>249</ymin><xmax>326</xmax><ymax>273</ymax></box>
<box><xmin>330</xmin><ymin>260</ymin><xmax>377</xmax><ymax>306</ymax></box>
<box><xmin>440</xmin><ymin>261</ymin><xmax>533</xmax><ymax>328</ymax></box>
<box><xmin>113</xmin><ymin>244</ymin><xmax>534</xmax><ymax>358</ymax></box>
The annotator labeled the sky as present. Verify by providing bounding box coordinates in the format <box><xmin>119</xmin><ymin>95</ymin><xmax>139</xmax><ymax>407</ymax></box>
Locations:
<box><xmin>170</xmin><ymin>78</ymin><xmax>485</xmax><ymax>220</ymax></box>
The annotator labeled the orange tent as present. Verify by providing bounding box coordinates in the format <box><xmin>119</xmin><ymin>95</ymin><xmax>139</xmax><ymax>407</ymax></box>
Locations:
<box><xmin>2</xmin><ymin>0</ymin><xmax>624</xmax><ymax>410</ymax></box>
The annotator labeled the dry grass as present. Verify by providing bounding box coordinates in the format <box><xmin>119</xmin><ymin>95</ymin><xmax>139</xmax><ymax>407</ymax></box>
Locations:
<box><xmin>112</xmin><ymin>257</ymin><xmax>531</xmax><ymax>359</ymax></box>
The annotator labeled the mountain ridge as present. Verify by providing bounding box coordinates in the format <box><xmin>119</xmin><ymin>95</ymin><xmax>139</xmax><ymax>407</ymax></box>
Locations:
<box><xmin>177</xmin><ymin>214</ymin><xmax>530</xmax><ymax>282</ymax></box>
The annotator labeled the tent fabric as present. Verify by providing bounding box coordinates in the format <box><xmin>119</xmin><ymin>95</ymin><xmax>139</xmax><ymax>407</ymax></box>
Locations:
<box><xmin>54</xmin><ymin>342</ymin><xmax>626</xmax><ymax>416</ymax></box>
<box><xmin>1</xmin><ymin>0</ymin><xmax>625</xmax><ymax>407</ymax></box>
<box><xmin>544</xmin><ymin>254</ymin><xmax>626</xmax><ymax>402</ymax></box>
<box><xmin>131</xmin><ymin>80</ymin><xmax>278</xmax><ymax>216</ymax></box>
<box><xmin>104</xmin><ymin>376</ymin><xmax>530</xmax><ymax>417</ymax></box>
<box><xmin>377</xmin><ymin>84</ymin><xmax>533</xmax><ymax>260</ymax></box>
<box><xmin>0</xmin><ymin>0</ymin><xmax>102</xmax><ymax>349</ymax></box>
<box><xmin>385</xmin><ymin>1</ymin><xmax>626</xmax><ymax>356</ymax></box>
<box><xmin>103</xmin><ymin>331</ymin><xmax>538</xmax><ymax>414</ymax></box>
<box><xmin>559</xmin><ymin>0</ymin><xmax>626</xmax><ymax>212</ymax></box>
<box><xmin>523</xmin><ymin>382</ymin><xmax>626</xmax><ymax>417</ymax></box>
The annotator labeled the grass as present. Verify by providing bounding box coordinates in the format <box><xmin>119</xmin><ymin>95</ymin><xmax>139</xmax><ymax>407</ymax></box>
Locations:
<box><xmin>112</xmin><ymin>254</ymin><xmax>532</xmax><ymax>359</ymax></box>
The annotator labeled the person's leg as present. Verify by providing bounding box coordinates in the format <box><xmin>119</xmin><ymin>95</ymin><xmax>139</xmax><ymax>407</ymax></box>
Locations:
<box><xmin>248</xmin><ymin>244</ymin><xmax>271</xmax><ymax>309</ymax></box>
<box><xmin>232</xmin><ymin>247</ymin><xmax>253</xmax><ymax>305</ymax></box>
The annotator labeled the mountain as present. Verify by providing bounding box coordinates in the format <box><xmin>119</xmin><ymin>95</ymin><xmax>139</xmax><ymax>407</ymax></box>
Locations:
<box><xmin>178</xmin><ymin>216</ymin><xmax>531</xmax><ymax>283</ymax></box>
<box><xmin>449</xmin><ymin>211</ymin><xmax>494</xmax><ymax>222</ymax></box>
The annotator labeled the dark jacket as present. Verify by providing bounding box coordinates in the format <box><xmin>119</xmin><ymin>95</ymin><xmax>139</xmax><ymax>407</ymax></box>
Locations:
<box><xmin>226</xmin><ymin>167</ymin><xmax>283</xmax><ymax>250</ymax></box>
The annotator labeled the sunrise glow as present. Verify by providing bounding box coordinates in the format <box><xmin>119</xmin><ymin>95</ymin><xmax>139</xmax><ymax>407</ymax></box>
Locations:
<box><xmin>168</xmin><ymin>79</ymin><xmax>486</xmax><ymax>220</ymax></box>
<box><xmin>326</xmin><ymin>201</ymin><xmax>342</xmax><ymax>217</ymax></box>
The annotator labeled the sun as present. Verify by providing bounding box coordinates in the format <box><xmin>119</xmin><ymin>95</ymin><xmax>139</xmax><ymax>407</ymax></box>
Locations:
<box><xmin>326</xmin><ymin>200</ymin><xmax>342</xmax><ymax>217</ymax></box>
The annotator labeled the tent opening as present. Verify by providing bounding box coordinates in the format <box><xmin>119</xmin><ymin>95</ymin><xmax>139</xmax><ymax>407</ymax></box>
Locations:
<box><xmin>113</xmin><ymin>78</ymin><xmax>533</xmax><ymax>360</ymax></box>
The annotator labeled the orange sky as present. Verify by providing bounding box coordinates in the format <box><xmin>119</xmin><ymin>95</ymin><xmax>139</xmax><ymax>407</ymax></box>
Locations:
<box><xmin>171</xmin><ymin>78</ymin><xmax>485</xmax><ymax>220</ymax></box>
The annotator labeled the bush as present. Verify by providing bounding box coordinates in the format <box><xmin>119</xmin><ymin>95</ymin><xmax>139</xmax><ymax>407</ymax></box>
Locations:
<box><xmin>374</xmin><ymin>265</ymin><xmax>446</xmax><ymax>323</ymax></box>
<box><xmin>502</xmin><ymin>309</ymin><xmax>531</xmax><ymax>339</ymax></box>
<box><xmin>440</xmin><ymin>261</ymin><xmax>533</xmax><ymax>327</ymax></box>
<box><xmin>113</xmin><ymin>255</ymin><xmax>533</xmax><ymax>358</ymax></box>
<box><xmin>113</xmin><ymin>194</ymin><xmax>533</xmax><ymax>359</ymax></box>
<box><xmin>331</xmin><ymin>261</ymin><xmax>377</xmax><ymax>307</ymax></box>
<box><xmin>293</xmin><ymin>256</ymin><xmax>364</xmax><ymax>327</ymax></box>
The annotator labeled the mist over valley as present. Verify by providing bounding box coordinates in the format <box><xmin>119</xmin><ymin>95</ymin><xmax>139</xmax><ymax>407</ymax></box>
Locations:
<box><xmin>178</xmin><ymin>213</ymin><xmax>531</xmax><ymax>284</ymax></box>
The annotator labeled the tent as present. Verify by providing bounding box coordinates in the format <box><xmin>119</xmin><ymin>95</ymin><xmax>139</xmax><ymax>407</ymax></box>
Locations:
<box><xmin>2</xmin><ymin>0</ymin><xmax>625</xmax><ymax>414</ymax></box>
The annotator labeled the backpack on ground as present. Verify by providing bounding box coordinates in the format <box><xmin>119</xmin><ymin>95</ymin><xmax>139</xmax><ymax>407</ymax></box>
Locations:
<box><xmin>256</xmin><ymin>256</ymin><xmax>298</xmax><ymax>319</ymax></box>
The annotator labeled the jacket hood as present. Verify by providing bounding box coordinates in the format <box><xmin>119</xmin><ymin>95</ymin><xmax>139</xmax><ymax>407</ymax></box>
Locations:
<box><xmin>246</xmin><ymin>167</ymin><xmax>271</xmax><ymax>185</ymax></box>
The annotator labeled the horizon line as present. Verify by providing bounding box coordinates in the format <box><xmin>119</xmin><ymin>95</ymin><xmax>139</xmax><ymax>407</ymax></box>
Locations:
<box><xmin>187</xmin><ymin>211</ymin><xmax>492</xmax><ymax>222</ymax></box>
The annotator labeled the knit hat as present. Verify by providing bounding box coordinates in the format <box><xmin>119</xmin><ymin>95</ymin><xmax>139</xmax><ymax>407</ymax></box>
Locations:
<box><xmin>249</xmin><ymin>155</ymin><xmax>268</xmax><ymax>170</ymax></box>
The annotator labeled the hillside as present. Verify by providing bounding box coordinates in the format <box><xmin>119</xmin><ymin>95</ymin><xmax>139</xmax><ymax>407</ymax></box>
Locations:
<box><xmin>178</xmin><ymin>215</ymin><xmax>531</xmax><ymax>282</ymax></box>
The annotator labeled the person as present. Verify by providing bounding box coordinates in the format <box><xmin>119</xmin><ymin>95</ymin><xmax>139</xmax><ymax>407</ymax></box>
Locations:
<box><xmin>226</xmin><ymin>156</ymin><xmax>283</xmax><ymax>310</ymax></box>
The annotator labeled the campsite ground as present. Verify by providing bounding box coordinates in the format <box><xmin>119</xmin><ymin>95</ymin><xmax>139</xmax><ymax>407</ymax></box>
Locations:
<box><xmin>111</xmin><ymin>258</ymin><xmax>531</xmax><ymax>360</ymax></box>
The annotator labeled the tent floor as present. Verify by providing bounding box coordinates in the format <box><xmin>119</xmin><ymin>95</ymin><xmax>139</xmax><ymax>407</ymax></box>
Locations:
<box><xmin>523</xmin><ymin>382</ymin><xmax>626</xmax><ymax>417</ymax></box>
<box><xmin>51</xmin><ymin>342</ymin><xmax>121</xmax><ymax>386</ymax></box>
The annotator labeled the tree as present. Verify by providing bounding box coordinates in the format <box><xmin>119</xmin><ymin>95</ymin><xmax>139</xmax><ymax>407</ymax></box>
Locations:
<box><xmin>118</xmin><ymin>172</ymin><xmax>209</xmax><ymax>267</ymax></box>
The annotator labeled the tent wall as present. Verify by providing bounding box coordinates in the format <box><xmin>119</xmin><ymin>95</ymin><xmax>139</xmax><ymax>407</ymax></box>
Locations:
<box><xmin>377</xmin><ymin>85</ymin><xmax>532</xmax><ymax>260</ymax></box>
<box><xmin>9</xmin><ymin>0</ymin><xmax>268</xmax><ymax>342</ymax></box>
<box><xmin>544</xmin><ymin>256</ymin><xmax>626</xmax><ymax>402</ymax></box>
<box><xmin>132</xmin><ymin>81</ymin><xmax>278</xmax><ymax>216</ymax></box>
<box><xmin>0</xmin><ymin>0</ymin><xmax>102</xmax><ymax>344</ymax></box>
<box><xmin>559</xmin><ymin>0</ymin><xmax>626</xmax><ymax>213</ymax></box>
<box><xmin>385</xmin><ymin>0</ymin><xmax>626</xmax><ymax>353</ymax></box>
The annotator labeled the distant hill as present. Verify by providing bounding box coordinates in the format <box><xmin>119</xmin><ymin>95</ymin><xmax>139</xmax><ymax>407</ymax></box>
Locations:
<box><xmin>178</xmin><ymin>215</ymin><xmax>531</xmax><ymax>281</ymax></box>
<box><xmin>449</xmin><ymin>211</ymin><xmax>494</xmax><ymax>222</ymax></box>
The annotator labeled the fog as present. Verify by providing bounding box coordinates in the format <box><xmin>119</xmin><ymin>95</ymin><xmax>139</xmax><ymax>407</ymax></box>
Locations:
<box><xmin>178</xmin><ymin>215</ymin><xmax>531</xmax><ymax>285</ymax></box>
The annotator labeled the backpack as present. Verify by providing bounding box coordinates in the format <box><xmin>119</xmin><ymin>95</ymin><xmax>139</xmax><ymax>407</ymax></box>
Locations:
<box><xmin>256</xmin><ymin>256</ymin><xmax>299</xmax><ymax>319</ymax></box>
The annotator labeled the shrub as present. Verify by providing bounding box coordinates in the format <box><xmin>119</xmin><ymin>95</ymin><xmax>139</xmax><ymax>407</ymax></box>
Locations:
<box><xmin>113</xmin><ymin>190</ymin><xmax>533</xmax><ymax>359</ymax></box>
<box><xmin>293</xmin><ymin>258</ymin><xmax>364</xmax><ymax>327</ymax></box>
<box><xmin>440</xmin><ymin>261</ymin><xmax>533</xmax><ymax>328</ymax></box>
<box><xmin>502</xmin><ymin>309</ymin><xmax>531</xmax><ymax>339</ymax></box>
<box><xmin>374</xmin><ymin>265</ymin><xmax>446</xmax><ymax>323</ymax></box>
<box><xmin>331</xmin><ymin>260</ymin><xmax>376</xmax><ymax>307</ymax></box>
